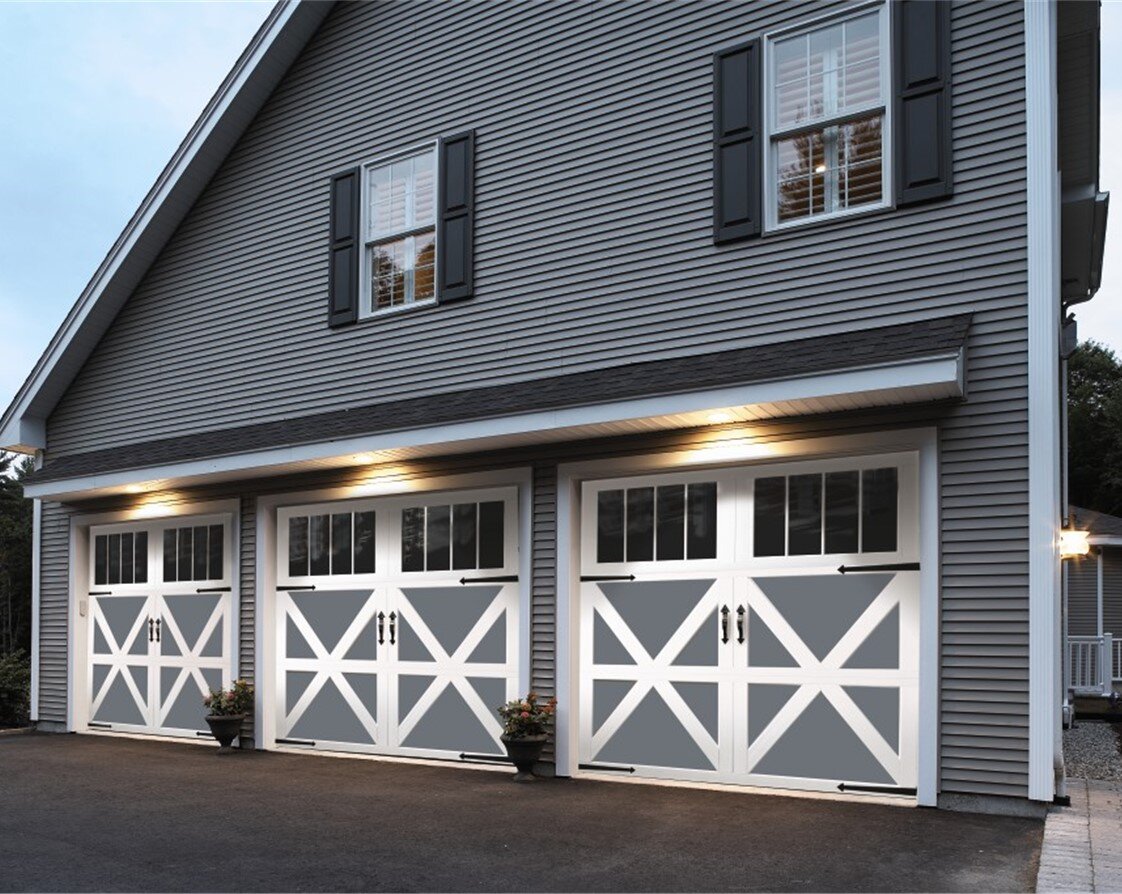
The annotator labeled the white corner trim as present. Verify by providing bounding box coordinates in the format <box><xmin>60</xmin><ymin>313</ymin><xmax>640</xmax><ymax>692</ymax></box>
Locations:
<box><xmin>30</xmin><ymin>498</ymin><xmax>41</xmax><ymax>722</ymax></box>
<box><xmin>1025</xmin><ymin>0</ymin><xmax>1061</xmax><ymax>803</ymax></box>
<box><xmin>917</xmin><ymin>433</ymin><xmax>940</xmax><ymax>807</ymax></box>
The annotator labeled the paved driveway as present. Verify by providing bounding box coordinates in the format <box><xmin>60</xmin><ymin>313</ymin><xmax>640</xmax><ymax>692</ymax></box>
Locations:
<box><xmin>0</xmin><ymin>734</ymin><xmax>1040</xmax><ymax>892</ymax></box>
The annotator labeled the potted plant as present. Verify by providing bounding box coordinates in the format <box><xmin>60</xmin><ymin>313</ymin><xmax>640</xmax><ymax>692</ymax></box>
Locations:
<box><xmin>497</xmin><ymin>691</ymin><xmax>556</xmax><ymax>781</ymax></box>
<box><xmin>203</xmin><ymin>679</ymin><xmax>253</xmax><ymax>754</ymax></box>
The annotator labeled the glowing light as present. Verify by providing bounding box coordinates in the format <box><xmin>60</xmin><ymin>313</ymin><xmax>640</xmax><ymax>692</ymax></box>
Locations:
<box><xmin>685</xmin><ymin>437</ymin><xmax>777</xmax><ymax>464</ymax></box>
<box><xmin>706</xmin><ymin>411</ymin><xmax>735</xmax><ymax>425</ymax></box>
<box><xmin>352</xmin><ymin>453</ymin><xmax>380</xmax><ymax>465</ymax></box>
<box><xmin>1060</xmin><ymin>529</ymin><xmax>1091</xmax><ymax>559</ymax></box>
<box><xmin>814</xmin><ymin>164</ymin><xmax>827</xmax><ymax>173</ymax></box>
<box><xmin>124</xmin><ymin>484</ymin><xmax>144</xmax><ymax>494</ymax></box>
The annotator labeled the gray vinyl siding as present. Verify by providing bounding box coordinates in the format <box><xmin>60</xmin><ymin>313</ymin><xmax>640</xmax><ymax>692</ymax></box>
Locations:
<box><xmin>36</xmin><ymin>1</ymin><xmax>1033</xmax><ymax>799</ymax></box>
<box><xmin>37</xmin><ymin>501</ymin><xmax>70</xmax><ymax>724</ymax></box>
<box><xmin>1067</xmin><ymin>555</ymin><xmax>1098</xmax><ymax>638</ymax></box>
<box><xmin>1103</xmin><ymin>548</ymin><xmax>1122</xmax><ymax>643</ymax></box>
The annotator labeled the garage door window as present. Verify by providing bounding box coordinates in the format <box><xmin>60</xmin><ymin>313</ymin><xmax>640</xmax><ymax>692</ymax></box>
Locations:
<box><xmin>94</xmin><ymin>531</ymin><xmax>148</xmax><ymax>586</ymax></box>
<box><xmin>401</xmin><ymin>501</ymin><xmax>504</xmax><ymax>572</ymax></box>
<box><xmin>162</xmin><ymin>525</ymin><xmax>225</xmax><ymax>582</ymax></box>
<box><xmin>287</xmin><ymin>511</ymin><xmax>376</xmax><ymax>577</ymax></box>
<box><xmin>597</xmin><ymin>481</ymin><xmax>718</xmax><ymax>563</ymax></box>
<box><xmin>754</xmin><ymin>467</ymin><xmax>897</xmax><ymax>557</ymax></box>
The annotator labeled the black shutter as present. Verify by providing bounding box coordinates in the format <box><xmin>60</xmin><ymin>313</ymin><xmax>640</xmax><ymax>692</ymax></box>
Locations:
<box><xmin>437</xmin><ymin>131</ymin><xmax>474</xmax><ymax>303</ymax></box>
<box><xmin>713</xmin><ymin>40</ymin><xmax>762</xmax><ymax>244</ymax></box>
<box><xmin>894</xmin><ymin>0</ymin><xmax>953</xmax><ymax>206</ymax></box>
<box><xmin>327</xmin><ymin>167</ymin><xmax>360</xmax><ymax>327</ymax></box>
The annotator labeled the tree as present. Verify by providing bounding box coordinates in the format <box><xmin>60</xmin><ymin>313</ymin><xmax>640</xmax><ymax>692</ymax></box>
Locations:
<box><xmin>0</xmin><ymin>452</ymin><xmax>33</xmax><ymax>656</ymax></box>
<box><xmin>1067</xmin><ymin>341</ymin><xmax>1122</xmax><ymax>516</ymax></box>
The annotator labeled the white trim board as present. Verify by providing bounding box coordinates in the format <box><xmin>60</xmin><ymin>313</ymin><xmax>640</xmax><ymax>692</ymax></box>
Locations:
<box><xmin>23</xmin><ymin>352</ymin><xmax>963</xmax><ymax>501</ymax></box>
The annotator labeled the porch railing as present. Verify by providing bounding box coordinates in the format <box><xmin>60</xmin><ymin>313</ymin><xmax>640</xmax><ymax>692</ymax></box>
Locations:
<box><xmin>1114</xmin><ymin>637</ymin><xmax>1122</xmax><ymax>683</ymax></box>
<box><xmin>1068</xmin><ymin>634</ymin><xmax>1114</xmax><ymax>695</ymax></box>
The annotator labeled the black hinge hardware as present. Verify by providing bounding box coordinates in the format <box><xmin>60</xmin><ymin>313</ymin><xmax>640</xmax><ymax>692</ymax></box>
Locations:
<box><xmin>459</xmin><ymin>575</ymin><xmax>518</xmax><ymax>585</ymax></box>
<box><xmin>195</xmin><ymin>731</ymin><xmax>212</xmax><ymax>738</ymax></box>
<box><xmin>89</xmin><ymin>591</ymin><xmax>113</xmax><ymax>596</ymax></box>
<box><xmin>282</xmin><ymin>585</ymin><xmax>317</xmax><ymax>592</ymax></box>
<box><xmin>720</xmin><ymin>605</ymin><xmax>730</xmax><ymax>644</ymax></box>
<box><xmin>389</xmin><ymin>611</ymin><xmax>397</xmax><ymax>645</ymax></box>
<box><xmin>196</xmin><ymin>586</ymin><xmax>232</xmax><ymax>593</ymax></box>
<box><xmin>837</xmin><ymin>782</ymin><xmax>917</xmax><ymax>796</ymax></box>
<box><xmin>377</xmin><ymin>611</ymin><xmax>385</xmax><ymax>645</ymax></box>
<box><xmin>458</xmin><ymin>752</ymin><xmax>511</xmax><ymax>763</ymax></box>
<box><xmin>580</xmin><ymin>574</ymin><xmax>636</xmax><ymax>583</ymax></box>
<box><xmin>736</xmin><ymin>605</ymin><xmax>746</xmax><ymax>644</ymax></box>
<box><xmin>837</xmin><ymin>562</ymin><xmax>920</xmax><ymax>574</ymax></box>
<box><xmin>579</xmin><ymin>762</ymin><xmax>635</xmax><ymax>773</ymax></box>
<box><xmin>88</xmin><ymin>721</ymin><xmax>112</xmax><ymax>729</ymax></box>
<box><xmin>276</xmin><ymin>737</ymin><xmax>316</xmax><ymax>747</ymax></box>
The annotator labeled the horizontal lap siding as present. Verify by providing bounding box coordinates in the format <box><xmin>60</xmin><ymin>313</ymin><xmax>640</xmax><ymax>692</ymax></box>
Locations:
<box><xmin>38</xmin><ymin>1</ymin><xmax>1031</xmax><ymax>797</ymax></box>
<box><xmin>1066</xmin><ymin>555</ymin><xmax>1098</xmax><ymax>637</ymax></box>
<box><xmin>37</xmin><ymin>501</ymin><xmax>70</xmax><ymax>724</ymax></box>
<box><xmin>1103</xmin><ymin>548</ymin><xmax>1122</xmax><ymax>641</ymax></box>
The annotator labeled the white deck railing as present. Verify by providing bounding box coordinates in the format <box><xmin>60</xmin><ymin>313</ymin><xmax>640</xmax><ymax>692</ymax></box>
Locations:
<box><xmin>1114</xmin><ymin>637</ymin><xmax>1122</xmax><ymax>683</ymax></box>
<box><xmin>1068</xmin><ymin>634</ymin><xmax>1114</xmax><ymax>695</ymax></box>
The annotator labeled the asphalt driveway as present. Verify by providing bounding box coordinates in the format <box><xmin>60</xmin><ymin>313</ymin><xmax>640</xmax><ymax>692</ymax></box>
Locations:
<box><xmin>0</xmin><ymin>734</ymin><xmax>1041</xmax><ymax>892</ymax></box>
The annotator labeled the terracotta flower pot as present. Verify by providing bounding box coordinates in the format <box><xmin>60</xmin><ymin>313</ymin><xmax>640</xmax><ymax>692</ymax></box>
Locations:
<box><xmin>501</xmin><ymin>733</ymin><xmax>547</xmax><ymax>782</ymax></box>
<box><xmin>205</xmin><ymin>714</ymin><xmax>245</xmax><ymax>754</ymax></box>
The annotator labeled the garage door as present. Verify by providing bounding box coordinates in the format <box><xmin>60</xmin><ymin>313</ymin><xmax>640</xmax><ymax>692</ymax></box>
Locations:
<box><xmin>578</xmin><ymin>454</ymin><xmax>920</xmax><ymax>796</ymax></box>
<box><xmin>87</xmin><ymin>516</ymin><xmax>236</xmax><ymax>738</ymax></box>
<box><xmin>274</xmin><ymin>487</ymin><xmax>520</xmax><ymax>759</ymax></box>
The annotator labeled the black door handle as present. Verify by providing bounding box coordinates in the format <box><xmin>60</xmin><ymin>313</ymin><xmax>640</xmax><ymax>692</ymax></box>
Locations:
<box><xmin>377</xmin><ymin>612</ymin><xmax>385</xmax><ymax>645</ymax></box>
<box><xmin>389</xmin><ymin>612</ymin><xmax>396</xmax><ymax>645</ymax></box>
<box><xmin>155</xmin><ymin>618</ymin><xmax>161</xmax><ymax>643</ymax></box>
<box><xmin>720</xmin><ymin>606</ymin><xmax>730</xmax><ymax>644</ymax></box>
<box><xmin>148</xmin><ymin>618</ymin><xmax>154</xmax><ymax>642</ymax></box>
<box><xmin>737</xmin><ymin>605</ymin><xmax>746</xmax><ymax>644</ymax></box>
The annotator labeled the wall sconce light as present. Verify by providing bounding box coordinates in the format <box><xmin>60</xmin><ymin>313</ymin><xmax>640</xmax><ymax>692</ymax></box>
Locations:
<box><xmin>1060</xmin><ymin>529</ymin><xmax>1090</xmax><ymax>559</ymax></box>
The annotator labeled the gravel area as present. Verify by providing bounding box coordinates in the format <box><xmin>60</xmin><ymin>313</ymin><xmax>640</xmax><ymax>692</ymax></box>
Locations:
<box><xmin>1065</xmin><ymin>721</ymin><xmax>1122</xmax><ymax>781</ymax></box>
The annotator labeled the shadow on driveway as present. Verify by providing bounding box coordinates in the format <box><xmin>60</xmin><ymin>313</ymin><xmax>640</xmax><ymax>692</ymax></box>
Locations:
<box><xmin>0</xmin><ymin>734</ymin><xmax>1041</xmax><ymax>892</ymax></box>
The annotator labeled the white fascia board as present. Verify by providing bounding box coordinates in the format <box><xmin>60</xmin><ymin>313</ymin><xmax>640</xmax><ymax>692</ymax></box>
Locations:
<box><xmin>1088</xmin><ymin>536</ymin><xmax>1122</xmax><ymax>548</ymax></box>
<box><xmin>23</xmin><ymin>351</ymin><xmax>962</xmax><ymax>500</ymax></box>
<box><xmin>0</xmin><ymin>0</ymin><xmax>330</xmax><ymax>453</ymax></box>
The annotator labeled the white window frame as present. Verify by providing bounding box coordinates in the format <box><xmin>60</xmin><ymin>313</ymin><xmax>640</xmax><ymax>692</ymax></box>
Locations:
<box><xmin>358</xmin><ymin>141</ymin><xmax>439</xmax><ymax>319</ymax></box>
<box><xmin>762</xmin><ymin>2</ymin><xmax>892</xmax><ymax>233</ymax></box>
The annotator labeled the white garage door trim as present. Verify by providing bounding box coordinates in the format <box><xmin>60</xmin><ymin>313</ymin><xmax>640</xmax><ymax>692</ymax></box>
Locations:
<box><xmin>555</xmin><ymin>428</ymin><xmax>940</xmax><ymax>806</ymax></box>
<box><xmin>254</xmin><ymin>468</ymin><xmax>534</xmax><ymax>754</ymax></box>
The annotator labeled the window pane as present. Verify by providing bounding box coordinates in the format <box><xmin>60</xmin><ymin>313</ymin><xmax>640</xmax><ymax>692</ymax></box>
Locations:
<box><xmin>331</xmin><ymin>513</ymin><xmax>353</xmax><ymax>575</ymax></box>
<box><xmin>842</xmin><ymin>13</ymin><xmax>880</xmax><ymax>110</ymax></box>
<box><xmin>754</xmin><ymin>478</ymin><xmax>786</xmax><ymax>557</ymax></box>
<box><xmin>597</xmin><ymin>490</ymin><xmax>625</xmax><ymax>563</ymax></box>
<box><xmin>193</xmin><ymin>526</ymin><xmax>209</xmax><ymax>581</ymax></box>
<box><xmin>777</xmin><ymin>116</ymin><xmax>881</xmax><ymax>223</ymax></box>
<box><xmin>414</xmin><ymin>230</ymin><xmax>436</xmax><ymax>303</ymax></box>
<box><xmin>656</xmin><ymin>485</ymin><xmax>685</xmax><ymax>561</ymax></box>
<box><xmin>479</xmin><ymin>501</ymin><xmax>505</xmax><ymax>569</ymax></box>
<box><xmin>824</xmin><ymin>471</ymin><xmax>859</xmax><ymax>554</ymax></box>
<box><xmin>862</xmin><ymin>468</ymin><xmax>898</xmax><ymax>552</ymax></box>
<box><xmin>118</xmin><ymin>532</ymin><xmax>134</xmax><ymax>584</ymax></box>
<box><xmin>807</xmin><ymin>22</ymin><xmax>843</xmax><ymax>118</ymax></box>
<box><xmin>94</xmin><ymin>535</ymin><xmax>108</xmax><ymax>586</ymax></box>
<box><xmin>178</xmin><ymin>527</ymin><xmax>193</xmax><ymax>583</ymax></box>
<box><xmin>452</xmin><ymin>503</ymin><xmax>478</xmax><ymax>570</ymax></box>
<box><xmin>354</xmin><ymin>512</ymin><xmax>376</xmax><ymax>574</ymax></box>
<box><xmin>413</xmin><ymin>151</ymin><xmax>435</xmax><ymax>226</ymax></box>
<box><xmin>426</xmin><ymin>505</ymin><xmax>451</xmax><ymax>571</ymax></box>
<box><xmin>208</xmin><ymin>526</ymin><xmax>223</xmax><ymax>581</ymax></box>
<box><xmin>372</xmin><ymin>239</ymin><xmax>407</xmax><ymax>310</ymax></box>
<box><xmin>402</xmin><ymin>507</ymin><xmax>425</xmax><ymax>572</ymax></box>
<box><xmin>773</xmin><ymin>33</ymin><xmax>808</xmax><ymax>128</ymax></box>
<box><xmin>309</xmin><ymin>515</ymin><xmax>330</xmax><ymax>576</ymax></box>
<box><xmin>687</xmin><ymin>482</ymin><xmax>718</xmax><ymax>559</ymax></box>
<box><xmin>288</xmin><ymin>517</ymin><xmax>308</xmax><ymax>578</ymax></box>
<box><xmin>164</xmin><ymin>529</ymin><xmax>178</xmax><ymax>582</ymax></box>
<box><xmin>134</xmin><ymin>532</ymin><xmax>148</xmax><ymax>584</ymax></box>
<box><xmin>788</xmin><ymin>474</ymin><xmax>823</xmax><ymax>555</ymax></box>
<box><xmin>626</xmin><ymin>487</ymin><xmax>655</xmax><ymax>562</ymax></box>
<box><xmin>841</xmin><ymin>117</ymin><xmax>883</xmax><ymax>208</ymax></box>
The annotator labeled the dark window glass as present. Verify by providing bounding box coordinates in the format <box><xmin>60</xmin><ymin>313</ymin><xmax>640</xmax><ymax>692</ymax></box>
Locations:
<box><xmin>597</xmin><ymin>490</ymin><xmax>625</xmax><ymax>563</ymax></box>
<box><xmin>288</xmin><ymin>517</ymin><xmax>308</xmax><ymax>577</ymax></box>
<box><xmin>427</xmin><ymin>505</ymin><xmax>451</xmax><ymax>571</ymax></box>
<box><xmin>107</xmin><ymin>534</ymin><xmax>121</xmax><ymax>585</ymax></box>
<box><xmin>479</xmin><ymin>501</ymin><xmax>505</xmax><ymax>569</ymax></box>
<box><xmin>687</xmin><ymin>482</ymin><xmax>718</xmax><ymax>559</ymax></box>
<box><xmin>354</xmin><ymin>512</ymin><xmax>376</xmax><ymax>574</ymax></box>
<box><xmin>402</xmin><ymin>507</ymin><xmax>425</xmax><ymax>572</ymax></box>
<box><xmin>452</xmin><ymin>503</ymin><xmax>478</xmax><ymax>570</ymax></box>
<box><xmin>94</xmin><ymin>535</ymin><xmax>108</xmax><ymax>586</ymax></box>
<box><xmin>164</xmin><ymin>529</ymin><xmax>178</xmax><ymax>582</ymax></box>
<box><xmin>207</xmin><ymin>526</ymin><xmax>223</xmax><ymax>580</ymax></box>
<box><xmin>627</xmin><ymin>487</ymin><xmax>655</xmax><ymax>562</ymax></box>
<box><xmin>862</xmin><ymin>467</ymin><xmax>898</xmax><ymax>552</ymax></box>
<box><xmin>134</xmin><ymin>531</ymin><xmax>148</xmax><ymax>584</ymax></box>
<box><xmin>331</xmin><ymin>513</ymin><xmax>353</xmax><ymax>575</ymax></box>
<box><xmin>309</xmin><ymin>515</ymin><xmax>330</xmax><ymax>576</ymax></box>
<box><xmin>192</xmin><ymin>526</ymin><xmax>209</xmax><ymax>580</ymax></box>
<box><xmin>788</xmin><ymin>474</ymin><xmax>822</xmax><ymax>555</ymax></box>
<box><xmin>825</xmin><ymin>471</ymin><xmax>860</xmax><ymax>554</ymax></box>
<box><xmin>178</xmin><ymin>527</ymin><xmax>193</xmax><ymax>582</ymax></box>
<box><xmin>120</xmin><ymin>532</ymin><xmax>134</xmax><ymax>584</ymax></box>
<box><xmin>754</xmin><ymin>477</ymin><xmax>786</xmax><ymax>557</ymax></box>
<box><xmin>656</xmin><ymin>485</ymin><xmax>685</xmax><ymax>561</ymax></box>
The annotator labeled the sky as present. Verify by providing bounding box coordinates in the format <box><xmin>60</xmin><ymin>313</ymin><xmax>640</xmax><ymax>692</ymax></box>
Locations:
<box><xmin>0</xmin><ymin>1</ymin><xmax>1120</xmax><ymax>415</ymax></box>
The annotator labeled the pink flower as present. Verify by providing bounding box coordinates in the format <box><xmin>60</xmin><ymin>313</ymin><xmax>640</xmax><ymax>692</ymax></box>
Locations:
<box><xmin>520</xmin><ymin>711</ymin><xmax>530</xmax><ymax>718</ymax></box>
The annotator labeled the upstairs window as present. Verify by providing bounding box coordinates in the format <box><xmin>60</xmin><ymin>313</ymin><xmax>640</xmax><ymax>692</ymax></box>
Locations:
<box><xmin>766</xmin><ymin>7</ymin><xmax>890</xmax><ymax>228</ymax></box>
<box><xmin>362</xmin><ymin>147</ymin><xmax>436</xmax><ymax>314</ymax></box>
